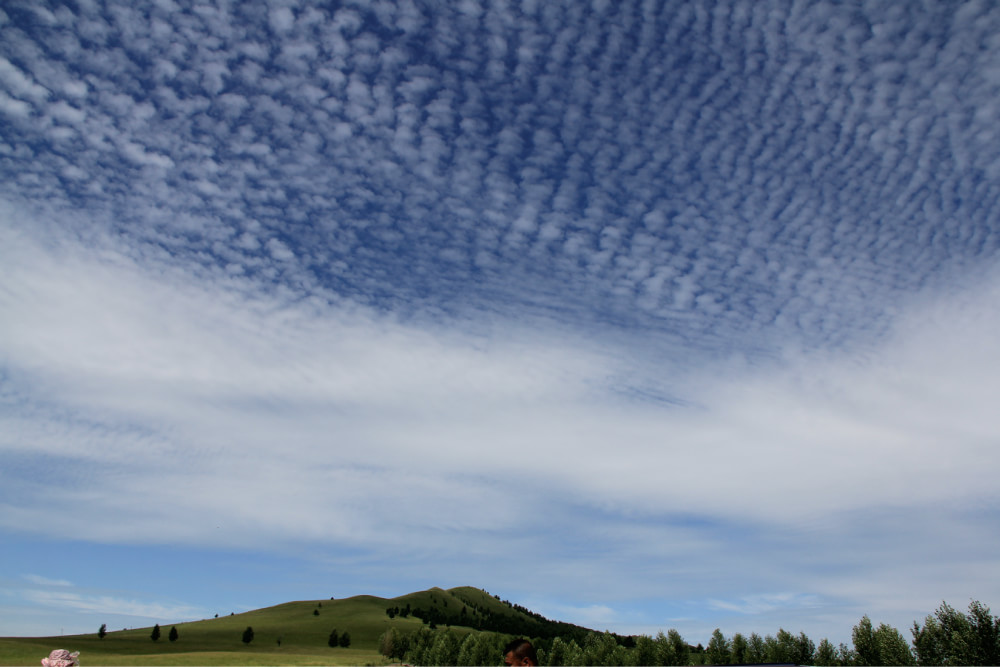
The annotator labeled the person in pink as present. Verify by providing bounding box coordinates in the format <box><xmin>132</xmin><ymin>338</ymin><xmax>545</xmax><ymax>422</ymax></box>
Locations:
<box><xmin>41</xmin><ymin>649</ymin><xmax>79</xmax><ymax>667</ymax></box>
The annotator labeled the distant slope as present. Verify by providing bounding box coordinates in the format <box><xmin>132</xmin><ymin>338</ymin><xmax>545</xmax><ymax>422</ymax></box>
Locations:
<box><xmin>416</xmin><ymin>586</ymin><xmax>595</xmax><ymax>642</ymax></box>
<box><xmin>2</xmin><ymin>586</ymin><xmax>598</xmax><ymax>656</ymax></box>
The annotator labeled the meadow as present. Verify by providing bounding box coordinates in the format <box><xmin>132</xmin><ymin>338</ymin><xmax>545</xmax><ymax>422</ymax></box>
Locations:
<box><xmin>0</xmin><ymin>587</ymin><xmax>491</xmax><ymax>666</ymax></box>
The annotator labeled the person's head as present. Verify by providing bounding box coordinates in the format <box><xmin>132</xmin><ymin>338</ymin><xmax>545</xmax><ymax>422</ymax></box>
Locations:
<box><xmin>503</xmin><ymin>638</ymin><xmax>537</xmax><ymax>667</ymax></box>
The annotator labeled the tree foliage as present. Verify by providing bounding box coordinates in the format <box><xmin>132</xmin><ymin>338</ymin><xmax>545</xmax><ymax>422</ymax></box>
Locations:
<box><xmin>97</xmin><ymin>624</ymin><xmax>106</xmax><ymax>640</ymax></box>
<box><xmin>729</xmin><ymin>633</ymin><xmax>747</xmax><ymax>665</ymax></box>
<box><xmin>767</xmin><ymin>628</ymin><xmax>800</xmax><ymax>664</ymax></box>
<box><xmin>428</xmin><ymin>629</ymin><xmax>460</xmax><ymax>665</ymax></box>
<box><xmin>744</xmin><ymin>633</ymin><xmax>766</xmax><ymax>665</ymax></box>
<box><xmin>457</xmin><ymin>632</ymin><xmax>505</xmax><ymax>666</ymax></box>
<box><xmin>912</xmin><ymin>600</ymin><xmax>1000</xmax><ymax>666</ymax></box>
<box><xmin>852</xmin><ymin>615</ymin><xmax>914</xmax><ymax>666</ymax></box>
<box><xmin>633</xmin><ymin>635</ymin><xmax>658</xmax><ymax>667</ymax></box>
<box><xmin>150</xmin><ymin>624</ymin><xmax>161</xmax><ymax>642</ymax></box>
<box><xmin>814</xmin><ymin>638</ymin><xmax>838</xmax><ymax>666</ymax></box>
<box><xmin>241</xmin><ymin>626</ymin><xmax>254</xmax><ymax>645</ymax></box>
<box><xmin>375</xmin><ymin>595</ymin><xmax>999</xmax><ymax>666</ymax></box>
<box><xmin>705</xmin><ymin>628</ymin><xmax>731</xmax><ymax>665</ymax></box>
<box><xmin>379</xmin><ymin>627</ymin><xmax>410</xmax><ymax>660</ymax></box>
<box><xmin>168</xmin><ymin>626</ymin><xmax>179</xmax><ymax>642</ymax></box>
<box><xmin>662</xmin><ymin>628</ymin><xmax>690</xmax><ymax>665</ymax></box>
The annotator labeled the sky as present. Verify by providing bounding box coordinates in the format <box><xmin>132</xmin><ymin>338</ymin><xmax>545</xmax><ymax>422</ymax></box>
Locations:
<box><xmin>1</xmin><ymin>0</ymin><xmax>999</xmax><ymax>648</ymax></box>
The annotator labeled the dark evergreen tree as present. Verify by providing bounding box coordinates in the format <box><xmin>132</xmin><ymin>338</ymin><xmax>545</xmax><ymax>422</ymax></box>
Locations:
<box><xmin>328</xmin><ymin>629</ymin><xmax>339</xmax><ymax>648</ymax></box>
<box><xmin>168</xmin><ymin>626</ymin><xmax>179</xmax><ymax>642</ymax></box>
<box><xmin>150</xmin><ymin>624</ymin><xmax>161</xmax><ymax>642</ymax></box>
<box><xmin>242</xmin><ymin>626</ymin><xmax>254</xmax><ymax>645</ymax></box>
<box><xmin>98</xmin><ymin>624</ymin><xmax>107</xmax><ymax>640</ymax></box>
<box><xmin>339</xmin><ymin>631</ymin><xmax>351</xmax><ymax>648</ymax></box>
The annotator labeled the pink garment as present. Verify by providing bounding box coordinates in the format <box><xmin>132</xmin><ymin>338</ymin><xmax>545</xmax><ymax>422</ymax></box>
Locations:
<box><xmin>41</xmin><ymin>649</ymin><xmax>78</xmax><ymax>667</ymax></box>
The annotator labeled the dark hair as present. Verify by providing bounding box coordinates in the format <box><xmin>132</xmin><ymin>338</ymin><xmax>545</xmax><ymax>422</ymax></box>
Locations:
<box><xmin>503</xmin><ymin>638</ymin><xmax>537</xmax><ymax>664</ymax></box>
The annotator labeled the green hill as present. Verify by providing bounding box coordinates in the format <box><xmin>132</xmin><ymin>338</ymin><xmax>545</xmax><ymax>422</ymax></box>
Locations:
<box><xmin>0</xmin><ymin>586</ymin><xmax>596</xmax><ymax>666</ymax></box>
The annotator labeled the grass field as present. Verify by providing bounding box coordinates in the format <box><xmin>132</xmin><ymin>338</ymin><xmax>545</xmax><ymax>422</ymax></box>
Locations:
<box><xmin>0</xmin><ymin>587</ymin><xmax>499</xmax><ymax>666</ymax></box>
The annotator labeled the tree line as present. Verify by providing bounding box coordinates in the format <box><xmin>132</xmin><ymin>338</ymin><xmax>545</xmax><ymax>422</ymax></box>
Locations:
<box><xmin>99</xmin><ymin>602</ymin><xmax>354</xmax><ymax>650</ymax></box>
<box><xmin>387</xmin><ymin>590</ymin><xmax>594</xmax><ymax>643</ymax></box>
<box><xmin>146</xmin><ymin>624</ymin><xmax>179</xmax><ymax>642</ymax></box>
<box><xmin>378</xmin><ymin>599</ymin><xmax>999</xmax><ymax>666</ymax></box>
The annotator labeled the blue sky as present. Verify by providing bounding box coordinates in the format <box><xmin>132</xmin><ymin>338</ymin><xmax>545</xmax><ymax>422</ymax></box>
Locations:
<box><xmin>2</xmin><ymin>0</ymin><xmax>999</xmax><ymax>647</ymax></box>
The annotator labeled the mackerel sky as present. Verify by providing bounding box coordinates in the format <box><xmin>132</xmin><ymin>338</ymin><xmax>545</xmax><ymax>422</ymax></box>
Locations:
<box><xmin>2</xmin><ymin>0</ymin><xmax>999</xmax><ymax>645</ymax></box>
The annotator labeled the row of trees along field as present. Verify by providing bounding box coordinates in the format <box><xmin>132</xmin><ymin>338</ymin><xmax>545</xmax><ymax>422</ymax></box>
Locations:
<box><xmin>386</xmin><ymin>592</ymin><xmax>596</xmax><ymax>643</ymax></box>
<box><xmin>240</xmin><ymin>624</ymin><xmax>350</xmax><ymax>647</ymax></box>
<box><xmin>98</xmin><ymin>623</ymin><xmax>179</xmax><ymax>642</ymax></box>
<box><xmin>378</xmin><ymin>600</ymin><xmax>999</xmax><ymax>666</ymax></box>
<box><xmin>147</xmin><ymin>624</ymin><xmax>178</xmax><ymax>642</ymax></box>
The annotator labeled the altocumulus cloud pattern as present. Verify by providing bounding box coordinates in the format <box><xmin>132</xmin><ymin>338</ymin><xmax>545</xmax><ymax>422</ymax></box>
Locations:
<box><xmin>2</xmin><ymin>0</ymin><xmax>1000</xmax><ymax>643</ymax></box>
<box><xmin>4</xmin><ymin>0</ymin><xmax>998</xmax><ymax>350</ymax></box>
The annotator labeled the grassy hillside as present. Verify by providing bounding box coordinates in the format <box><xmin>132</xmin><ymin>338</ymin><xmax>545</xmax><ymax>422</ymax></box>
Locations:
<box><xmin>0</xmin><ymin>587</ymin><xmax>575</xmax><ymax>666</ymax></box>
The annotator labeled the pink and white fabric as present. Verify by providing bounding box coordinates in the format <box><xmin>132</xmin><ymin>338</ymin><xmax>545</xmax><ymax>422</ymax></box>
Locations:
<box><xmin>41</xmin><ymin>649</ymin><xmax>79</xmax><ymax>667</ymax></box>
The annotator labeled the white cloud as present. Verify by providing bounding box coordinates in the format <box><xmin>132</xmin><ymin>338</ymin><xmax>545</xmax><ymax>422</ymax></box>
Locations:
<box><xmin>268</xmin><ymin>7</ymin><xmax>295</xmax><ymax>35</ymax></box>
<box><xmin>0</xmin><ymin>91</ymin><xmax>31</xmax><ymax>118</ymax></box>
<box><xmin>2</xmin><ymin>203</ymin><xmax>998</xmax><ymax>558</ymax></box>
<box><xmin>23</xmin><ymin>589</ymin><xmax>203</xmax><ymax>621</ymax></box>
<box><xmin>47</xmin><ymin>100</ymin><xmax>86</xmax><ymax>125</ymax></box>
<box><xmin>0</xmin><ymin>57</ymin><xmax>50</xmax><ymax>102</ymax></box>
<box><xmin>708</xmin><ymin>593</ymin><xmax>821</xmax><ymax>616</ymax></box>
<box><xmin>22</xmin><ymin>574</ymin><xmax>73</xmax><ymax>587</ymax></box>
<box><xmin>119</xmin><ymin>141</ymin><xmax>174</xmax><ymax>168</ymax></box>
<box><xmin>266</xmin><ymin>237</ymin><xmax>295</xmax><ymax>261</ymax></box>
